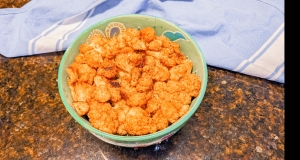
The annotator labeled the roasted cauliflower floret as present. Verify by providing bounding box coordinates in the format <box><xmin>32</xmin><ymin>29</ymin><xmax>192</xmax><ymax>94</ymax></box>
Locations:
<box><xmin>143</xmin><ymin>57</ymin><xmax>170</xmax><ymax>82</ymax></box>
<box><xmin>156</xmin><ymin>35</ymin><xmax>171</xmax><ymax>48</ymax></box>
<box><xmin>86</xmin><ymin>35</ymin><xmax>107</xmax><ymax>48</ymax></box>
<box><xmin>128</xmin><ymin>52</ymin><xmax>146</xmax><ymax>68</ymax></box>
<box><xmin>113</xmin><ymin>100</ymin><xmax>130</xmax><ymax>135</ymax></box>
<box><xmin>114</xmin><ymin>53</ymin><xmax>133</xmax><ymax>73</ymax></box>
<box><xmin>84</xmin><ymin>50</ymin><xmax>104</xmax><ymax>68</ymax></box>
<box><xmin>92</xmin><ymin>85</ymin><xmax>111</xmax><ymax>103</ymax></box>
<box><xmin>130</xmin><ymin>67</ymin><xmax>142</xmax><ymax>87</ymax></box>
<box><xmin>74</xmin><ymin>53</ymin><xmax>86</xmax><ymax>64</ymax></box>
<box><xmin>87</xmin><ymin>99</ymin><xmax>119</xmax><ymax>134</ymax></box>
<box><xmin>148</xmin><ymin>39</ymin><xmax>162</xmax><ymax>51</ymax></box>
<box><xmin>113</xmin><ymin>100</ymin><xmax>130</xmax><ymax>123</ymax></box>
<box><xmin>124</xmin><ymin>107</ymin><xmax>157</xmax><ymax>135</ymax></box>
<box><xmin>97</xmin><ymin>59</ymin><xmax>118</xmax><ymax>79</ymax></box>
<box><xmin>126</xmin><ymin>92</ymin><xmax>148</xmax><ymax>108</ymax></box>
<box><xmin>93</xmin><ymin>75</ymin><xmax>109</xmax><ymax>87</ymax></box>
<box><xmin>180</xmin><ymin>73</ymin><xmax>201</xmax><ymax>97</ymax></box>
<box><xmin>160</xmin><ymin>100</ymin><xmax>181</xmax><ymax>123</ymax></box>
<box><xmin>169</xmin><ymin>60</ymin><xmax>193</xmax><ymax>81</ymax></box>
<box><xmin>79</xmin><ymin>43</ymin><xmax>94</xmax><ymax>54</ymax></box>
<box><xmin>66</xmin><ymin>26</ymin><xmax>202</xmax><ymax>136</ymax></box>
<box><xmin>70</xmin><ymin>82</ymin><xmax>93</xmax><ymax>102</ymax></box>
<box><xmin>66</xmin><ymin>62</ymin><xmax>96</xmax><ymax>85</ymax></box>
<box><xmin>130</xmin><ymin>37</ymin><xmax>147</xmax><ymax>50</ymax></box>
<box><xmin>72</xmin><ymin>101</ymin><xmax>90</xmax><ymax>116</ymax></box>
<box><xmin>145</xmin><ymin>96</ymin><xmax>161</xmax><ymax>114</ymax></box>
<box><xmin>152</xmin><ymin>109</ymin><xmax>169</xmax><ymax>131</ymax></box>
<box><xmin>119</xmin><ymin>46</ymin><xmax>135</xmax><ymax>54</ymax></box>
<box><xmin>146</xmin><ymin>49</ymin><xmax>177</xmax><ymax>68</ymax></box>
<box><xmin>136</xmin><ymin>72</ymin><xmax>153</xmax><ymax>92</ymax></box>
<box><xmin>140</xmin><ymin>27</ymin><xmax>156</xmax><ymax>43</ymax></box>
<box><xmin>123</xmin><ymin>28</ymin><xmax>141</xmax><ymax>41</ymax></box>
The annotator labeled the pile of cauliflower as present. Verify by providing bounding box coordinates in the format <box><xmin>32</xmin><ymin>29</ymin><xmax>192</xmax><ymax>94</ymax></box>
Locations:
<box><xmin>66</xmin><ymin>27</ymin><xmax>201</xmax><ymax>136</ymax></box>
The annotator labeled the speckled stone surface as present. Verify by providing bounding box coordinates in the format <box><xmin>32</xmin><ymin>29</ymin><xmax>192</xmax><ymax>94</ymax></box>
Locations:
<box><xmin>0</xmin><ymin>52</ymin><xmax>284</xmax><ymax>159</ymax></box>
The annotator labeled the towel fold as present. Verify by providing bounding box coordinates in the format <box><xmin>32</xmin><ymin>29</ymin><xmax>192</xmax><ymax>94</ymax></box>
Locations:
<box><xmin>0</xmin><ymin>0</ymin><xmax>284</xmax><ymax>83</ymax></box>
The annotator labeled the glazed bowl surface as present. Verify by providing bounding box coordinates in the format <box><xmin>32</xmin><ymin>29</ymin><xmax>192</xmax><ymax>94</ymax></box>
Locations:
<box><xmin>58</xmin><ymin>14</ymin><xmax>208</xmax><ymax>148</ymax></box>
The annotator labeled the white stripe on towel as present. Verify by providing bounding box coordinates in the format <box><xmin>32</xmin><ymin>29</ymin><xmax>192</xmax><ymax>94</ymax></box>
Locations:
<box><xmin>239</xmin><ymin>30</ymin><xmax>284</xmax><ymax>79</ymax></box>
<box><xmin>28</xmin><ymin>0</ymin><xmax>104</xmax><ymax>55</ymax></box>
<box><xmin>233</xmin><ymin>23</ymin><xmax>284</xmax><ymax>78</ymax></box>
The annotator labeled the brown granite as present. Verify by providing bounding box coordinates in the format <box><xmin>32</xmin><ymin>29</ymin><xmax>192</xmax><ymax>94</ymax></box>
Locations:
<box><xmin>0</xmin><ymin>52</ymin><xmax>284</xmax><ymax>159</ymax></box>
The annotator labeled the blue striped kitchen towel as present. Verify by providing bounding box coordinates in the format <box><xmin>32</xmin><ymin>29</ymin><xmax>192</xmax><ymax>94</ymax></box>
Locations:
<box><xmin>0</xmin><ymin>0</ymin><xmax>284</xmax><ymax>83</ymax></box>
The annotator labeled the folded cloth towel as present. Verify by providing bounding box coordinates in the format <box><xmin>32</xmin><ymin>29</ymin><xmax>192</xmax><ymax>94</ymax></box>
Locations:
<box><xmin>0</xmin><ymin>0</ymin><xmax>284</xmax><ymax>83</ymax></box>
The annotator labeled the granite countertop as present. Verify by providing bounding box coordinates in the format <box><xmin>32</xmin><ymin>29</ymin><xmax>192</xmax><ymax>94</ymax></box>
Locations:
<box><xmin>0</xmin><ymin>51</ymin><xmax>284</xmax><ymax>159</ymax></box>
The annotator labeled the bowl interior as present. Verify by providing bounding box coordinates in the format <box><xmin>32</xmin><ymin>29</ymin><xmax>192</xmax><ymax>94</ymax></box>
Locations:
<box><xmin>58</xmin><ymin>14</ymin><xmax>208</xmax><ymax>143</ymax></box>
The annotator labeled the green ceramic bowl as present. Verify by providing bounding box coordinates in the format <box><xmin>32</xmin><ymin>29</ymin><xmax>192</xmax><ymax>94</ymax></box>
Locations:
<box><xmin>58</xmin><ymin>14</ymin><xmax>208</xmax><ymax>148</ymax></box>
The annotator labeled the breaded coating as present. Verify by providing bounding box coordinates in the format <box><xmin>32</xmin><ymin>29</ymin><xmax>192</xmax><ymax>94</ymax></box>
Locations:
<box><xmin>169</xmin><ymin>59</ymin><xmax>193</xmax><ymax>81</ymax></box>
<box><xmin>72</xmin><ymin>101</ymin><xmax>90</xmax><ymax>116</ymax></box>
<box><xmin>87</xmin><ymin>99</ymin><xmax>119</xmax><ymax>134</ymax></box>
<box><xmin>67</xmin><ymin>26</ymin><xmax>202</xmax><ymax>136</ymax></box>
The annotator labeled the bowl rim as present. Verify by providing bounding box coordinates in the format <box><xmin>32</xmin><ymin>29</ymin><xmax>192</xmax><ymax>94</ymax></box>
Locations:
<box><xmin>58</xmin><ymin>13</ymin><xmax>208</xmax><ymax>142</ymax></box>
